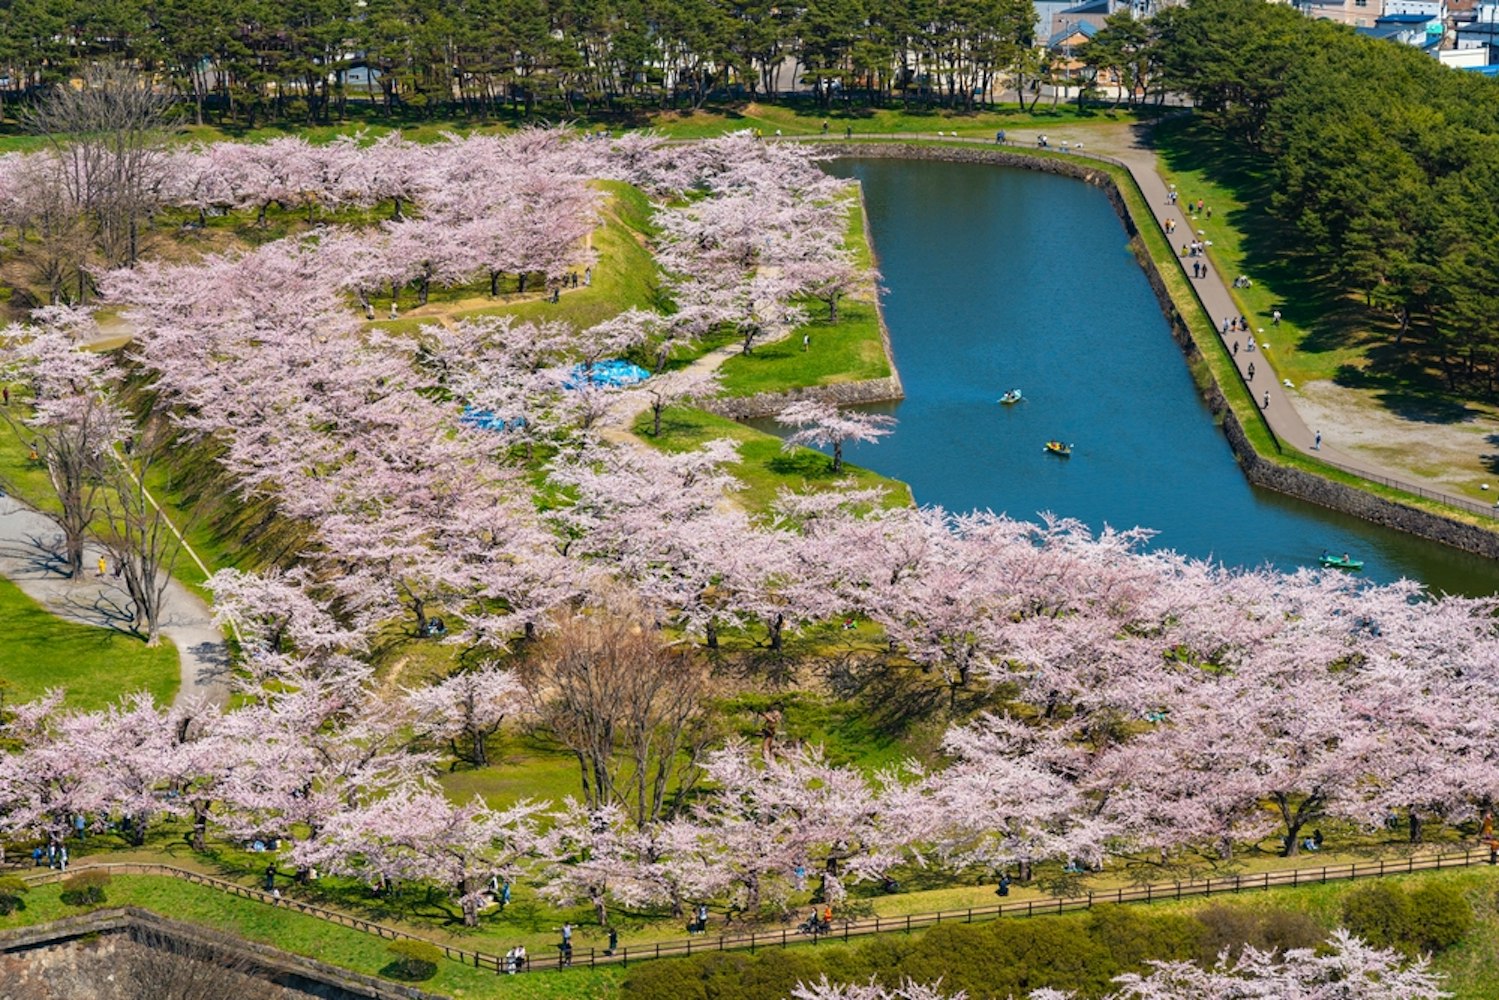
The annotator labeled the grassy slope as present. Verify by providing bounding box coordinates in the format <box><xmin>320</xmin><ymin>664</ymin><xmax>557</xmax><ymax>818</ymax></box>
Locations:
<box><xmin>1145</xmin><ymin>122</ymin><xmax>1499</xmax><ymax>520</ymax></box>
<box><xmin>8</xmin><ymin>859</ymin><xmax>1498</xmax><ymax>998</ymax></box>
<box><xmin>0</xmin><ymin>574</ymin><xmax>179</xmax><ymax>709</ymax></box>
<box><xmin>1</xmin><ymin>874</ymin><xmax>623</xmax><ymax>1000</ymax></box>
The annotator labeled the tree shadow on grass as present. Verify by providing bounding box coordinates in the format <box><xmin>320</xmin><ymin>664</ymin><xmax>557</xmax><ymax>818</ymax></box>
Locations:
<box><xmin>1150</xmin><ymin>121</ymin><xmax>1373</xmax><ymax>353</ymax></box>
<box><xmin>1481</xmin><ymin>434</ymin><xmax>1499</xmax><ymax>476</ymax></box>
<box><xmin>765</xmin><ymin>451</ymin><xmax>842</xmax><ymax>479</ymax></box>
<box><xmin>1148</xmin><ymin>117</ymin><xmax>1481</xmax><ymax>414</ymax></box>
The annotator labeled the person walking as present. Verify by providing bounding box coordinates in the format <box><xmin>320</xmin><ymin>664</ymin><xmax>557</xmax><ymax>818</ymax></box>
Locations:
<box><xmin>97</xmin><ymin>555</ymin><xmax>108</xmax><ymax>577</ymax></box>
<box><xmin>1263</xmin><ymin>390</ymin><xmax>1271</xmax><ymax>409</ymax></box>
<box><xmin>1314</xmin><ymin>430</ymin><xmax>1321</xmax><ymax>451</ymax></box>
<box><xmin>1247</xmin><ymin>362</ymin><xmax>1255</xmax><ymax>381</ymax></box>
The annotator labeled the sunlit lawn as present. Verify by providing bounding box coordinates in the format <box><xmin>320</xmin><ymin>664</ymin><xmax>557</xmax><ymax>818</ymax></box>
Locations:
<box><xmin>634</xmin><ymin>405</ymin><xmax>910</xmax><ymax>513</ymax></box>
<box><xmin>0</xmin><ymin>573</ymin><xmax>178</xmax><ymax>709</ymax></box>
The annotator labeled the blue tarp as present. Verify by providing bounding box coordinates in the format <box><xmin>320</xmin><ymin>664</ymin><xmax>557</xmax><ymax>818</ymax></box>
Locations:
<box><xmin>461</xmin><ymin>408</ymin><xmax>524</xmax><ymax>432</ymax></box>
<box><xmin>565</xmin><ymin>359</ymin><xmax>651</xmax><ymax>389</ymax></box>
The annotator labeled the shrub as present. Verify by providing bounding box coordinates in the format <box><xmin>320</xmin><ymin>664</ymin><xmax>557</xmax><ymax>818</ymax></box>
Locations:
<box><xmin>0</xmin><ymin>875</ymin><xmax>28</xmax><ymax>915</ymax></box>
<box><xmin>1342</xmin><ymin>883</ymin><xmax>1411</xmax><ymax>951</ymax></box>
<box><xmin>1089</xmin><ymin>904</ymin><xmax>1203</xmax><ymax>970</ymax></box>
<box><xmin>1343</xmin><ymin>880</ymin><xmax>1473</xmax><ymax>957</ymax></box>
<box><xmin>384</xmin><ymin>939</ymin><xmax>441</xmax><ymax>981</ymax></box>
<box><xmin>59</xmin><ymin>871</ymin><xmax>109</xmax><ymax>907</ymax></box>
<box><xmin>1195</xmin><ymin>904</ymin><xmax>1323</xmax><ymax>963</ymax></box>
<box><xmin>1406</xmin><ymin>882</ymin><xmax>1473</xmax><ymax>954</ymax></box>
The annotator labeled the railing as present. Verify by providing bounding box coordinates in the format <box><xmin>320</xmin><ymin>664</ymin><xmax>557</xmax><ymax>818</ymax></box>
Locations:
<box><xmin>20</xmin><ymin>846</ymin><xmax>1495</xmax><ymax>975</ymax></box>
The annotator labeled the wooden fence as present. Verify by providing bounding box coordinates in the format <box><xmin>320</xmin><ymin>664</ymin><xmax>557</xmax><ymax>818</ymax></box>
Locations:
<box><xmin>20</xmin><ymin>846</ymin><xmax>1496</xmax><ymax>975</ymax></box>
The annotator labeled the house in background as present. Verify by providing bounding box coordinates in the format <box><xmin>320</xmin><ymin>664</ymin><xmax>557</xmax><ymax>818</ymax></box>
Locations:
<box><xmin>1296</xmin><ymin>0</ymin><xmax>1382</xmax><ymax>27</ymax></box>
<box><xmin>1358</xmin><ymin>10</ymin><xmax>1447</xmax><ymax>45</ymax></box>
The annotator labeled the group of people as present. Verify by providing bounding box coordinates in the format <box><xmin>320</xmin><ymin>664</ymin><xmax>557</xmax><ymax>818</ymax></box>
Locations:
<box><xmin>31</xmin><ymin>840</ymin><xmax>67</xmax><ymax>870</ymax></box>
<box><xmin>1221</xmin><ymin>315</ymin><xmax>1252</xmax><ymax>336</ymax></box>
<box><xmin>797</xmin><ymin>904</ymin><xmax>835</xmax><ymax>936</ymax></box>
<box><xmin>504</xmin><ymin>944</ymin><xmax>528</xmax><ymax>973</ymax></box>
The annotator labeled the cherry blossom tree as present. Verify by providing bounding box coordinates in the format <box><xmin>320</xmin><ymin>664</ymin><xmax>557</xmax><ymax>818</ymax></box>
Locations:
<box><xmin>795</xmin><ymin>932</ymin><xmax>1447</xmax><ymax>999</ymax></box>
<box><xmin>292</xmin><ymin>789</ymin><xmax>543</xmax><ymax>927</ymax></box>
<box><xmin>0</xmin><ymin>307</ymin><xmax>126</xmax><ymax>578</ymax></box>
<box><xmin>535</xmin><ymin>800</ymin><xmax>660</xmax><ymax>925</ymax></box>
<box><xmin>778</xmin><ymin>399</ymin><xmax>896</xmax><ymax>473</ymax></box>
<box><xmin>405</xmin><ymin>663</ymin><xmax>526</xmax><ymax>768</ymax></box>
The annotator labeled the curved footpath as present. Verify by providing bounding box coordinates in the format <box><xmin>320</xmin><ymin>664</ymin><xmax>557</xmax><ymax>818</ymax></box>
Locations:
<box><xmin>0</xmin><ymin>493</ymin><xmax>230</xmax><ymax>709</ymax></box>
<box><xmin>783</xmin><ymin>128</ymin><xmax>1497</xmax><ymax>523</ymax></box>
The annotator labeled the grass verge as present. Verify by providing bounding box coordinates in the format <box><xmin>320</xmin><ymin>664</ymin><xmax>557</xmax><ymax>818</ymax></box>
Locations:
<box><xmin>0</xmin><ymin>573</ymin><xmax>178</xmax><ymax>709</ymax></box>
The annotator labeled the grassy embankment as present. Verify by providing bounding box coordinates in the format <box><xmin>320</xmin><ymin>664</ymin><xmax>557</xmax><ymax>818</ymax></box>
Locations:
<box><xmin>9</xmin><ymin>856</ymin><xmax>1499</xmax><ymax>998</ymax></box>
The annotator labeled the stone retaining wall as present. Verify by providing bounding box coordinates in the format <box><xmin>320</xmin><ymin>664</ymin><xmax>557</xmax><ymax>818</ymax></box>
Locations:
<box><xmin>0</xmin><ymin>908</ymin><xmax>447</xmax><ymax>1000</ymax></box>
<box><xmin>706</xmin><ymin>375</ymin><xmax>905</xmax><ymax>420</ymax></box>
<box><xmin>820</xmin><ymin>142</ymin><xmax>1499</xmax><ymax>558</ymax></box>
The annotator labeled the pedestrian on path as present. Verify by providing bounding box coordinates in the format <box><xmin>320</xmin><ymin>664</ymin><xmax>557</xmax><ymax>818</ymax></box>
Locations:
<box><xmin>1233</xmin><ymin>341</ymin><xmax>1239</xmax><ymax>355</ymax></box>
<box><xmin>1222</xmin><ymin>318</ymin><xmax>1230</xmax><ymax>335</ymax></box>
<box><xmin>1247</xmin><ymin>362</ymin><xmax>1255</xmax><ymax>381</ymax></box>
<box><xmin>97</xmin><ymin>555</ymin><xmax>107</xmax><ymax>577</ymax></box>
<box><xmin>1263</xmin><ymin>390</ymin><xmax>1270</xmax><ymax>410</ymax></box>
<box><xmin>1314</xmin><ymin>430</ymin><xmax>1321</xmax><ymax>450</ymax></box>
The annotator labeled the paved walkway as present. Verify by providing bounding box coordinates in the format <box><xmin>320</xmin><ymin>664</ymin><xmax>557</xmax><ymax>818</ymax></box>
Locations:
<box><xmin>0</xmin><ymin>493</ymin><xmax>231</xmax><ymax>709</ymax></box>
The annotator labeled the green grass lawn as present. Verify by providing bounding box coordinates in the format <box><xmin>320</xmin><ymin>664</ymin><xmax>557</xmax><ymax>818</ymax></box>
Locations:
<box><xmin>634</xmin><ymin>405</ymin><xmax>911</xmax><ymax>514</ymax></box>
<box><xmin>646</xmin><ymin>101</ymin><xmax>1159</xmax><ymax>140</ymax></box>
<box><xmin>0</xmin><ymin>573</ymin><xmax>178</xmax><ymax>709</ymax></box>
<box><xmin>0</xmin><ymin>99</ymin><xmax>1156</xmax><ymax>155</ymax></box>
<box><xmin>717</xmin><ymin>190</ymin><xmax>890</xmax><ymax>397</ymax></box>
<box><xmin>717</xmin><ymin>301</ymin><xmax>889</xmax><ymax>397</ymax></box>
<box><xmin>0</xmin><ymin>874</ymin><xmax>624</xmax><ymax>1000</ymax></box>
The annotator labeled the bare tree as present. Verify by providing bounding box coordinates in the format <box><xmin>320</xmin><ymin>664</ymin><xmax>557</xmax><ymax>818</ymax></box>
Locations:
<box><xmin>7</xmin><ymin>156</ymin><xmax>95</xmax><ymax>304</ymax></box>
<box><xmin>24</xmin><ymin>63</ymin><xmax>178</xmax><ymax>288</ymax></box>
<box><xmin>523</xmin><ymin>589</ymin><xmax>717</xmax><ymax>827</ymax></box>
<box><xmin>124</xmin><ymin>925</ymin><xmax>283</xmax><ymax>1000</ymax></box>
<box><xmin>91</xmin><ymin>418</ymin><xmax>193</xmax><ymax>646</ymax></box>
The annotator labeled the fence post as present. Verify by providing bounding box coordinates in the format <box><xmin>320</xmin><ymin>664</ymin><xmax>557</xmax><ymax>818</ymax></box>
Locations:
<box><xmin>750</xmin><ymin>932</ymin><xmax>755</xmax><ymax>954</ymax></box>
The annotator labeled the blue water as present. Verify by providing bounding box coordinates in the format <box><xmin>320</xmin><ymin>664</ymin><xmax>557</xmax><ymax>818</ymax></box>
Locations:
<box><xmin>769</xmin><ymin>158</ymin><xmax>1499</xmax><ymax>597</ymax></box>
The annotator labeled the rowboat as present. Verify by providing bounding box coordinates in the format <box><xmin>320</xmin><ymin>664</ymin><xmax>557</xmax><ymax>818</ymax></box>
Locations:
<box><xmin>1318</xmin><ymin>553</ymin><xmax>1363</xmax><ymax>570</ymax></box>
<box><xmin>999</xmin><ymin>389</ymin><xmax>1023</xmax><ymax>405</ymax></box>
<box><xmin>1044</xmin><ymin>441</ymin><xmax>1072</xmax><ymax>457</ymax></box>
